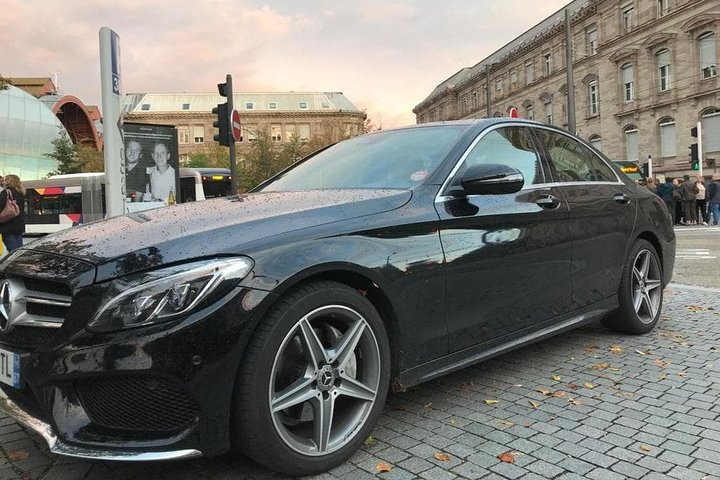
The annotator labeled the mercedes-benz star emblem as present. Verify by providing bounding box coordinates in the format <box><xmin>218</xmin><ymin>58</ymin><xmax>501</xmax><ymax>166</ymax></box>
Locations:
<box><xmin>0</xmin><ymin>280</ymin><xmax>11</xmax><ymax>333</ymax></box>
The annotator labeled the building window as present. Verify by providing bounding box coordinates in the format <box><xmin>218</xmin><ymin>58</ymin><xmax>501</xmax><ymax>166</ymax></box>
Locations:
<box><xmin>657</xmin><ymin>49</ymin><xmax>671</xmax><ymax>91</ymax></box>
<box><xmin>298</xmin><ymin>124</ymin><xmax>311</xmax><ymax>141</ymax></box>
<box><xmin>659</xmin><ymin>119</ymin><xmax>676</xmax><ymax>158</ymax></box>
<box><xmin>586</xmin><ymin>26</ymin><xmax>598</xmax><ymax>56</ymax></box>
<box><xmin>269</xmin><ymin>102</ymin><xmax>278</xmax><ymax>109</ymax></box>
<box><xmin>271</xmin><ymin>125</ymin><xmax>282</xmax><ymax>142</ymax></box>
<box><xmin>193</xmin><ymin>125</ymin><xmax>204</xmax><ymax>144</ymax></box>
<box><xmin>472</xmin><ymin>91</ymin><xmax>478</xmax><ymax>109</ymax></box>
<box><xmin>699</xmin><ymin>32</ymin><xmax>717</xmax><ymax>79</ymax></box>
<box><xmin>284</xmin><ymin>124</ymin><xmax>297</xmax><ymax>142</ymax></box>
<box><xmin>299</xmin><ymin>102</ymin><xmax>308</xmax><ymax>109</ymax></box>
<box><xmin>495</xmin><ymin>78</ymin><xmax>502</xmax><ymax>93</ymax></box>
<box><xmin>245</xmin><ymin>125</ymin><xmax>257</xmax><ymax>142</ymax></box>
<box><xmin>525</xmin><ymin>61</ymin><xmax>534</xmax><ymax>84</ymax></box>
<box><xmin>624</xmin><ymin>126</ymin><xmax>639</xmax><ymax>161</ymax></box>
<box><xmin>245</xmin><ymin>102</ymin><xmax>254</xmax><ymax>110</ymax></box>
<box><xmin>510</xmin><ymin>69</ymin><xmax>518</xmax><ymax>89</ymax></box>
<box><xmin>543</xmin><ymin>53</ymin><xmax>552</xmax><ymax>76</ymax></box>
<box><xmin>544</xmin><ymin>102</ymin><xmax>553</xmax><ymax>125</ymax></box>
<box><xmin>621</xmin><ymin>63</ymin><xmax>634</xmax><ymax>102</ymax></box>
<box><xmin>589</xmin><ymin>135</ymin><xmax>602</xmax><ymax>152</ymax></box>
<box><xmin>141</xmin><ymin>103</ymin><xmax>150</xmax><ymax>111</ymax></box>
<box><xmin>462</xmin><ymin>97</ymin><xmax>467</xmax><ymax>114</ymax></box>
<box><xmin>178</xmin><ymin>127</ymin><xmax>190</xmax><ymax>144</ymax></box>
<box><xmin>182</xmin><ymin>103</ymin><xmax>190</xmax><ymax>110</ymax></box>
<box><xmin>526</xmin><ymin>105</ymin><xmax>534</xmax><ymax>120</ymax></box>
<box><xmin>622</xmin><ymin>3</ymin><xmax>634</xmax><ymax>32</ymax></box>
<box><xmin>657</xmin><ymin>0</ymin><xmax>669</xmax><ymax>17</ymax></box>
<box><xmin>588</xmin><ymin>81</ymin><xmax>599</xmax><ymax>116</ymax></box>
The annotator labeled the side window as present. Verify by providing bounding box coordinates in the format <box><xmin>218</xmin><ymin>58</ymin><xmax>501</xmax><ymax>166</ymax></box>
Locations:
<box><xmin>462</xmin><ymin>126</ymin><xmax>545</xmax><ymax>185</ymax></box>
<box><xmin>534</xmin><ymin>129</ymin><xmax>617</xmax><ymax>182</ymax></box>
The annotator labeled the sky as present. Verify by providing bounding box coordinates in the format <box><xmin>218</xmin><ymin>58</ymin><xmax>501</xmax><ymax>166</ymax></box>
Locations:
<box><xmin>1</xmin><ymin>0</ymin><xmax>571</xmax><ymax>128</ymax></box>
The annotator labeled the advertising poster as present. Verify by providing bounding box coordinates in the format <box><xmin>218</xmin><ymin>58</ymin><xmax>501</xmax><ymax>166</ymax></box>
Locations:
<box><xmin>123</xmin><ymin>123</ymin><xmax>179</xmax><ymax>204</ymax></box>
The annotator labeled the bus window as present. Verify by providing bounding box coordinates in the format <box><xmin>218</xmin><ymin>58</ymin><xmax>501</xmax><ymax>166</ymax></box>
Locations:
<box><xmin>25</xmin><ymin>190</ymin><xmax>83</xmax><ymax>216</ymax></box>
<box><xmin>201</xmin><ymin>177</ymin><xmax>232</xmax><ymax>197</ymax></box>
<box><xmin>179</xmin><ymin>177</ymin><xmax>197</xmax><ymax>202</ymax></box>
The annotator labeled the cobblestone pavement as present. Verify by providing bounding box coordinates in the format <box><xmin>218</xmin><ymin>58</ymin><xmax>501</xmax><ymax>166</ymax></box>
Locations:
<box><xmin>1</xmin><ymin>284</ymin><xmax>719</xmax><ymax>480</ymax></box>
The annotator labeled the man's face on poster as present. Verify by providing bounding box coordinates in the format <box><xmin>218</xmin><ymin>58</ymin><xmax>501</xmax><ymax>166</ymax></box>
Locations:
<box><xmin>126</xmin><ymin>141</ymin><xmax>142</xmax><ymax>169</ymax></box>
<box><xmin>152</xmin><ymin>143</ymin><xmax>170</xmax><ymax>168</ymax></box>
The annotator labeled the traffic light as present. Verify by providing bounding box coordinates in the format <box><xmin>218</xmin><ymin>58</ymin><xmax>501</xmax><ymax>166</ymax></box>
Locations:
<box><xmin>690</xmin><ymin>126</ymin><xmax>698</xmax><ymax>138</ymax></box>
<box><xmin>213</xmin><ymin>102</ymin><xmax>229</xmax><ymax>146</ymax></box>
<box><xmin>689</xmin><ymin>143</ymin><xmax>699</xmax><ymax>170</ymax></box>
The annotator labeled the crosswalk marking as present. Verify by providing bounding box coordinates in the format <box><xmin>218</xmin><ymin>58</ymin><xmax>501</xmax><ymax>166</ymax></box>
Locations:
<box><xmin>676</xmin><ymin>248</ymin><xmax>715</xmax><ymax>260</ymax></box>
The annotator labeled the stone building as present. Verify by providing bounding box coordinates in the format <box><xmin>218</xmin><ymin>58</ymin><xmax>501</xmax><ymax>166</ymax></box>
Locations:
<box><xmin>123</xmin><ymin>92</ymin><xmax>366</xmax><ymax>163</ymax></box>
<box><xmin>414</xmin><ymin>0</ymin><xmax>719</xmax><ymax>179</ymax></box>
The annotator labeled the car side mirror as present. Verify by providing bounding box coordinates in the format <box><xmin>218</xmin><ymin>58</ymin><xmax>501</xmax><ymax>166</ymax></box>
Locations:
<box><xmin>459</xmin><ymin>163</ymin><xmax>525</xmax><ymax>195</ymax></box>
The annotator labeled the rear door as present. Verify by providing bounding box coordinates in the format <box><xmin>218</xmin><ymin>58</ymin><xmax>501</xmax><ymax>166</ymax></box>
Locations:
<box><xmin>436</xmin><ymin>124</ymin><xmax>573</xmax><ymax>352</ymax></box>
<box><xmin>531</xmin><ymin>126</ymin><xmax>637</xmax><ymax>308</ymax></box>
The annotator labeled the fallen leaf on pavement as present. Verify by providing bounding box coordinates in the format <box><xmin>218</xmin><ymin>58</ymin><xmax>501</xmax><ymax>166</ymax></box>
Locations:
<box><xmin>484</xmin><ymin>399</ymin><xmax>500</xmax><ymax>405</ymax></box>
<box><xmin>8</xmin><ymin>451</ymin><xmax>28</xmax><ymax>462</ymax></box>
<box><xmin>640</xmin><ymin>444</ymin><xmax>651</xmax><ymax>452</ymax></box>
<box><xmin>591</xmin><ymin>363</ymin><xmax>609</xmax><ymax>370</ymax></box>
<box><xmin>654</xmin><ymin>358</ymin><xmax>668</xmax><ymax>368</ymax></box>
<box><xmin>567</xmin><ymin>383</ymin><xmax>579</xmax><ymax>390</ymax></box>
<box><xmin>497</xmin><ymin>419</ymin><xmax>515</xmax><ymax>427</ymax></box>
<box><xmin>636</xmin><ymin>350</ymin><xmax>648</xmax><ymax>355</ymax></box>
<box><xmin>497</xmin><ymin>451</ymin><xmax>516</xmax><ymax>464</ymax></box>
<box><xmin>610</xmin><ymin>345</ymin><xmax>623</xmax><ymax>354</ymax></box>
<box><xmin>364</xmin><ymin>436</ymin><xmax>376</xmax><ymax>446</ymax></box>
<box><xmin>552</xmin><ymin>390</ymin><xmax>566</xmax><ymax>398</ymax></box>
<box><xmin>552</xmin><ymin>375</ymin><xmax>562</xmax><ymax>381</ymax></box>
<box><xmin>529</xmin><ymin>400</ymin><xmax>540</xmax><ymax>409</ymax></box>
<box><xmin>584</xmin><ymin>382</ymin><xmax>595</xmax><ymax>389</ymax></box>
<box><xmin>434</xmin><ymin>452</ymin><xmax>451</xmax><ymax>462</ymax></box>
<box><xmin>376</xmin><ymin>462</ymin><xmax>392</xmax><ymax>472</ymax></box>
<box><xmin>568</xmin><ymin>398</ymin><xmax>582</xmax><ymax>405</ymax></box>
<box><xmin>538</xmin><ymin>388</ymin><xmax>553</xmax><ymax>395</ymax></box>
<box><xmin>678</xmin><ymin>371</ymin><xmax>687</xmax><ymax>377</ymax></box>
<box><xmin>423</xmin><ymin>402</ymin><xmax>433</xmax><ymax>410</ymax></box>
<box><xmin>658</xmin><ymin>373</ymin><xmax>667</xmax><ymax>380</ymax></box>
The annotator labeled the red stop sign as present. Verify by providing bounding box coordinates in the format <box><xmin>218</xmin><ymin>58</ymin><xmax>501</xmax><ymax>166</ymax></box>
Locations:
<box><xmin>231</xmin><ymin>109</ymin><xmax>241</xmax><ymax>142</ymax></box>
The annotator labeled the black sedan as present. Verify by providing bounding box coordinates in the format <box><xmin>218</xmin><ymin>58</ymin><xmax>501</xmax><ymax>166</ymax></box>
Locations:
<box><xmin>0</xmin><ymin>119</ymin><xmax>675</xmax><ymax>476</ymax></box>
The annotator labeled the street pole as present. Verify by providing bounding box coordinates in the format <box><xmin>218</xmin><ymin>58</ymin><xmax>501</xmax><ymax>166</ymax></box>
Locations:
<box><xmin>648</xmin><ymin>155</ymin><xmax>653</xmax><ymax>179</ymax></box>
<box><xmin>486</xmin><ymin>63</ymin><xmax>491</xmax><ymax>118</ymax></box>
<box><xmin>226</xmin><ymin>74</ymin><xmax>238</xmax><ymax>194</ymax></box>
<box><xmin>698</xmin><ymin>121</ymin><xmax>703</xmax><ymax>177</ymax></box>
<box><xmin>564</xmin><ymin>9</ymin><xmax>576</xmax><ymax>134</ymax></box>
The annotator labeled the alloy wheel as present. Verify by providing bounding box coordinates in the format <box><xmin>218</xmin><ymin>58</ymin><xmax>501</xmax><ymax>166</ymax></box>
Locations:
<box><xmin>631</xmin><ymin>248</ymin><xmax>662</xmax><ymax>324</ymax></box>
<box><xmin>269</xmin><ymin>304</ymin><xmax>381</xmax><ymax>456</ymax></box>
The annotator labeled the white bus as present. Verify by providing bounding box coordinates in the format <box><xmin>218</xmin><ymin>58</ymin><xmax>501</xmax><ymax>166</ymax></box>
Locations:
<box><xmin>23</xmin><ymin>168</ymin><xmax>232</xmax><ymax>236</ymax></box>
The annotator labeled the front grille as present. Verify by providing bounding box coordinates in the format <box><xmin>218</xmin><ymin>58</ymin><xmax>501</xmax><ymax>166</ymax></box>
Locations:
<box><xmin>0</xmin><ymin>276</ymin><xmax>72</xmax><ymax>349</ymax></box>
<box><xmin>0</xmin><ymin>325</ymin><xmax>57</xmax><ymax>348</ymax></box>
<box><xmin>76</xmin><ymin>376</ymin><xmax>199</xmax><ymax>432</ymax></box>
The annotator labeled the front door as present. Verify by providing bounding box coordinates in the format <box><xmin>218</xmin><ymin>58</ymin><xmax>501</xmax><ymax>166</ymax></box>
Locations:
<box><xmin>436</xmin><ymin>124</ymin><xmax>573</xmax><ymax>353</ymax></box>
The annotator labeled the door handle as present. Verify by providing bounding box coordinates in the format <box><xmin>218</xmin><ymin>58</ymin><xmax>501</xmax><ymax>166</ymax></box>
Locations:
<box><xmin>536</xmin><ymin>195</ymin><xmax>560</xmax><ymax>209</ymax></box>
<box><xmin>613</xmin><ymin>193</ymin><xmax>630</xmax><ymax>204</ymax></box>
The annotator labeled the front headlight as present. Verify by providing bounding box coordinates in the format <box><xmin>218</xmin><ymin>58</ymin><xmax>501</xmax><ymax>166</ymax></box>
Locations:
<box><xmin>88</xmin><ymin>257</ymin><xmax>253</xmax><ymax>332</ymax></box>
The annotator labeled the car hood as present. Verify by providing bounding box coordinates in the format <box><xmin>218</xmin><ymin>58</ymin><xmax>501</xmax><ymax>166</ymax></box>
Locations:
<box><xmin>24</xmin><ymin>189</ymin><xmax>412</xmax><ymax>282</ymax></box>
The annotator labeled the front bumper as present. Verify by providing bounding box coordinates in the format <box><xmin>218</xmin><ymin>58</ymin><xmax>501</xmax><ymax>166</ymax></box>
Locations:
<box><xmin>0</xmin><ymin>390</ymin><xmax>201</xmax><ymax>461</ymax></box>
<box><xmin>0</xmin><ymin>285</ymin><xmax>273</xmax><ymax>461</ymax></box>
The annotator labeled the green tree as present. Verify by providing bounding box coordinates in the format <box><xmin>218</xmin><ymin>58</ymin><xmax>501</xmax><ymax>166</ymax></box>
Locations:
<box><xmin>46</xmin><ymin>130</ymin><xmax>83</xmax><ymax>175</ymax></box>
<box><xmin>0</xmin><ymin>75</ymin><xmax>11</xmax><ymax>91</ymax></box>
<box><xmin>77</xmin><ymin>144</ymin><xmax>104</xmax><ymax>172</ymax></box>
<box><xmin>187</xmin><ymin>152</ymin><xmax>211</xmax><ymax>168</ymax></box>
<box><xmin>185</xmin><ymin>145</ymin><xmax>229</xmax><ymax>168</ymax></box>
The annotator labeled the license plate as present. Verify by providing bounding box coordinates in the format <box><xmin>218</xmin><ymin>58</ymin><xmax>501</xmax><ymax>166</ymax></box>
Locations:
<box><xmin>212</xmin><ymin>175</ymin><xmax>224</xmax><ymax>180</ymax></box>
<box><xmin>0</xmin><ymin>347</ymin><xmax>20</xmax><ymax>389</ymax></box>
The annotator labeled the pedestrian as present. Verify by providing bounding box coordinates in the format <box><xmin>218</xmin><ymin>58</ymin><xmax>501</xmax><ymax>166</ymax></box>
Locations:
<box><xmin>679</xmin><ymin>175</ymin><xmax>698</xmax><ymax>225</ymax></box>
<box><xmin>708</xmin><ymin>173</ymin><xmax>720</xmax><ymax>226</ymax></box>
<box><xmin>0</xmin><ymin>174</ymin><xmax>25</xmax><ymax>252</ymax></box>
<box><xmin>695</xmin><ymin>176</ymin><xmax>708</xmax><ymax>225</ymax></box>
<box><xmin>646</xmin><ymin>177</ymin><xmax>658</xmax><ymax>194</ymax></box>
<box><xmin>672</xmin><ymin>178</ymin><xmax>683</xmax><ymax>225</ymax></box>
<box><xmin>657</xmin><ymin>178</ymin><xmax>674</xmax><ymax>218</ymax></box>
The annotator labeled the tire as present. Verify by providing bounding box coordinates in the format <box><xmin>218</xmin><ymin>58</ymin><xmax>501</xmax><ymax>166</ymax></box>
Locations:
<box><xmin>232</xmin><ymin>281</ymin><xmax>391</xmax><ymax>476</ymax></box>
<box><xmin>602</xmin><ymin>239</ymin><xmax>663</xmax><ymax>334</ymax></box>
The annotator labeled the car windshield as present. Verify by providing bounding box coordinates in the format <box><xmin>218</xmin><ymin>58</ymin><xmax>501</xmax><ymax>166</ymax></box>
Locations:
<box><xmin>259</xmin><ymin>125</ymin><xmax>467</xmax><ymax>191</ymax></box>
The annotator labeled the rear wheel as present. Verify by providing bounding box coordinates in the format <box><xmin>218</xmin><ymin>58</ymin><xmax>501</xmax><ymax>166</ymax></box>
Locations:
<box><xmin>233</xmin><ymin>281</ymin><xmax>390</xmax><ymax>476</ymax></box>
<box><xmin>602</xmin><ymin>239</ymin><xmax>663</xmax><ymax>334</ymax></box>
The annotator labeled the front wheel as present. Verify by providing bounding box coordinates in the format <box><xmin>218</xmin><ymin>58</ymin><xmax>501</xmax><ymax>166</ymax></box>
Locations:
<box><xmin>602</xmin><ymin>239</ymin><xmax>663</xmax><ymax>334</ymax></box>
<box><xmin>232</xmin><ymin>281</ymin><xmax>390</xmax><ymax>476</ymax></box>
